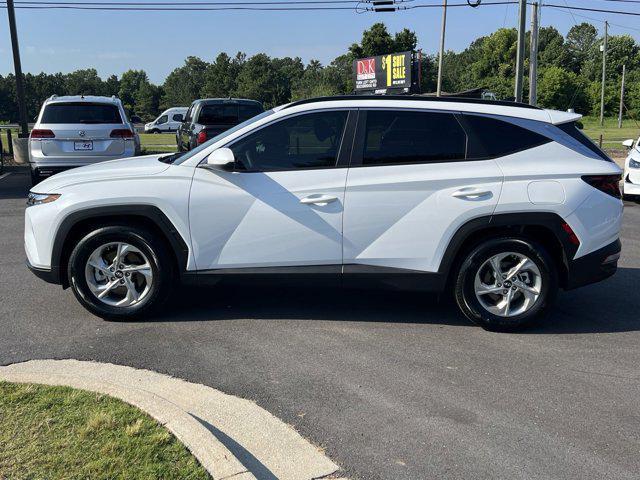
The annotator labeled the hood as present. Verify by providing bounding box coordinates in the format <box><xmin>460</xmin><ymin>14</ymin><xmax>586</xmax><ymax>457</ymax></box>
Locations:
<box><xmin>32</xmin><ymin>154</ymin><xmax>171</xmax><ymax>192</ymax></box>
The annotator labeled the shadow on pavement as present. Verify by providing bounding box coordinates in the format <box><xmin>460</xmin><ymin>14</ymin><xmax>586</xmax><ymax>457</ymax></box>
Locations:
<box><xmin>149</xmin><ymin>267</ymin><xmax>640</xmax><ymax>334</ymax></box>
<box><xmin>0</xmin><ymin>170</ymin><xmax>29</xmax><ymax>200</ymax></box>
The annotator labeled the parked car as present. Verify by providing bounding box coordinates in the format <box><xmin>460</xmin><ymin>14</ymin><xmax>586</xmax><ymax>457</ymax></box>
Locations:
<box><xmin>28</xmin><ymin>95</ymin><xmax>138</xmax><ymax>185</ymax></box>
<box><xmin>25</xmin><ymin>95</ymin><xmax>623</xmax><ymax>331</ymax></box>
<box><xmin>622</xmin><ymin>137</ymin><xmax>640</xmax><ymax>199</ymax></box>
<box><xmin>144</xmin><ymin>107</ymin><xmax>188</xmax><ymax>133</ymax></box>
<box><xmin>176</xmin><ymin>98</ymin><xmax>263</xmax><ymax>151</ymax></box>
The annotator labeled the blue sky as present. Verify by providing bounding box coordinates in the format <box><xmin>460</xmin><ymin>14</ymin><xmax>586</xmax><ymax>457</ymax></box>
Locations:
<box><xmin>1</xmin><ymin>1</ymin><xmax>639</xmax><ymax>84</ymax></box>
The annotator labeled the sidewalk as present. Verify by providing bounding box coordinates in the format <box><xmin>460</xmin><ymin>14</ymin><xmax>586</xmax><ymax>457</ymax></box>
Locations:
<box><xmin>0</xmin><ymin>359</ymin><xmax>346</xmax><ymax>480</ymax></box>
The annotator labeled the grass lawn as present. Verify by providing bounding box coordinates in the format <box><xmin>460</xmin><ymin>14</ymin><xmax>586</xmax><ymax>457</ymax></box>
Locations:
<box><xmin>139</xmin><ymin>133</ymin><xmax>178</xmax><ymax>155</ymax></box>
<box><xmin>581</xmin><ymin>116</ymin><xmax>640</xmax><ymax>150</ymax></box>
<box><xmin>0</xmin><ymin>382</ymin><xmax>210</xmax><ymax>480</ymax></box>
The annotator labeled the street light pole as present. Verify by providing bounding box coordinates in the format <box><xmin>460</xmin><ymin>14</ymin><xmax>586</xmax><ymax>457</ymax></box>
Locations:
<box><xmin>618</xmin><ymin>64</ymin><xmax>626</xmax><ymax>129</ymax></box>
<box><xmin>436</xmin><ymin>0</ymin><xmax>447</xmax><ymax>97</ymax></box>
<box><xmin>528</xmin><ymin>2</ymin><xmax>540</xmax><ymax>106</ymax></box>
<box><xmin>514</xmin><ymin>0</ymin><xmax>527</xmax><ymax>103</ymax></box>
<box><xmin>6</xmin><ymin>0</ymin><xmax>29</xmax><ymax>137</ymax></box>
<box><xmin>600</xmin><ymin>21</ymin><xmax>608</xmax><ymax>127</ymax></box>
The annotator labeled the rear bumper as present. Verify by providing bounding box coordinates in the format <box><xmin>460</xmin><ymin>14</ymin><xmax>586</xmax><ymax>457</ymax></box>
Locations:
<box><xmin>565</xmin><ymin>239</ymin><xmax>621</xmax><ymax>290</ymax></box>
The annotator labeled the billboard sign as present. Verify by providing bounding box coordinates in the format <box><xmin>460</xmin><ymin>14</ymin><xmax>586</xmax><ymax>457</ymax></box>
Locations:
<box><xmin>353</xmin><ymin>51</ymin><xmax>412</xmax><ymax>94</ymax></box>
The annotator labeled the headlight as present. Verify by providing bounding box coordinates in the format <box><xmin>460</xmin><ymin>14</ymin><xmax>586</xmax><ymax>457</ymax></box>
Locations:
<box><xmin>629</xmin><ymin>158</ymin><xmax>640</xmax><ymax>169</ymax></box>
<box><xmin>26</xmin><ymin>192</ymin><xmax>61</xmax><ymax>207</ymax></box>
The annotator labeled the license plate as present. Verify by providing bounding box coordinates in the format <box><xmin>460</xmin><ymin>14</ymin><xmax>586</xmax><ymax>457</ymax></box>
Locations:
<box><xmin>74</xmin><ymin>141</ymin><xmax>93</xmax><ymax>151</ymax></box>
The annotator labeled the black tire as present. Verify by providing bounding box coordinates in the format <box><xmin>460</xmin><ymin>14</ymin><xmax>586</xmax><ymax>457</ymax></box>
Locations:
<box><xmin>454</xmin><ymin>237</ymin><xmax>558</xmax><ymax>332</ymax></box>
<box><xmin>30</xmin><ymin>169</ymin><xmax>41</xmax><ymax>186</ymax></box>
<box><xmin>150</xmin><ymin>128</ymin><xmax>160</xmax><ymax>134</ymax></box>
<box><xmin>67</xmin><ymin>225</ymin><xmax>174</xmax><ymax>320</ymax></box>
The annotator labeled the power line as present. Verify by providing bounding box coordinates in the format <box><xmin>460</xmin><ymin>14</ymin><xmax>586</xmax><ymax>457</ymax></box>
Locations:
<box><xmin>541</xmin><ymin>3</ymin><xmax>640</xmax><ymax>17</ymax></box>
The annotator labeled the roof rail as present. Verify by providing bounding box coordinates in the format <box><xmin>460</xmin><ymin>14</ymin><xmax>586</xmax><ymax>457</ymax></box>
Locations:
<box><xmin>282</xmin><ymin>95</ymin><xmax>542</xmax><ymax>111</ymax></box>
<box><xmin>49</xmin><ymin>94</ymin><xmax>58</xmax><ymax>100</ymax></box>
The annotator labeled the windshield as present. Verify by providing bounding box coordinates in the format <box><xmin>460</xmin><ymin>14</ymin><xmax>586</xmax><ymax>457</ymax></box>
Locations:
<box><xmin>169</xmin><ymin>109</ymin><xmax>276</xmax><ymax>165</ymax></box>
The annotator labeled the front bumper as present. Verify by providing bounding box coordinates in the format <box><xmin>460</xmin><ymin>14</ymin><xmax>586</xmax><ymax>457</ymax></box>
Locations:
<box><xmin>565</xmin><ymin>239</ymin><xmax>621</xmax><ymax>290</ymax></box>
<box><xmin>26</xmin><ymin>259</ymin><xmax>60</xmax><ymax>285</ymax></box>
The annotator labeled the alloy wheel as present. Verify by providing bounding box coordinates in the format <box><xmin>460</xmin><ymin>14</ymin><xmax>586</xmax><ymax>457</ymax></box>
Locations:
<box><xmin>84</xmin><ymin>242</ymin><xmax>153</xmax><ymax>307</ymax></box>
<box><xmin>473</xmin><ymin>252</ymin><xmax>542</xmax><ymax>317</ymax></box>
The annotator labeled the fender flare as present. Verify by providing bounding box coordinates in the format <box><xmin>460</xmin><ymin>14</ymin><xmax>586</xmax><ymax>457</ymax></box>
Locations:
<box><xmin>50</xmin><ymin>205</ymin><xmax>189</xmax><ymax>285</ymax></box>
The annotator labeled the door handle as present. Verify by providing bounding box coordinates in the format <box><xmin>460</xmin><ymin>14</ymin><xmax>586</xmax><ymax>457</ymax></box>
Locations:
<box><xmin>451</xmin><ymin>188</ymin><xmax>493</xmax><ymax>200</ymax></box>
<box><xmin>300</xmin><ymin>194</ymin><xmax>338</xmax><ymax>206</ymax></box>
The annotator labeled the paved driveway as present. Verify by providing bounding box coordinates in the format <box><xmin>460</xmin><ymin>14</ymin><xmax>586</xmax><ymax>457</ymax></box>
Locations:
<box><xmin>1</xmin><ymin>170</ymin><xmax>639</xmax><ymax>480</ymax></box>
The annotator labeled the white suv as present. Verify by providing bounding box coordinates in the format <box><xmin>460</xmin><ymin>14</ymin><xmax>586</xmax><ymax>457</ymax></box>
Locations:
<box><xmin>25</xmin><ymin>96</ymin><xmax>623</xmax><ymax>331</ymax></box>
<box><xmin>29</xmin><ymin>95</ymin><xmax>138</xmax><ymax>185</ymax></box>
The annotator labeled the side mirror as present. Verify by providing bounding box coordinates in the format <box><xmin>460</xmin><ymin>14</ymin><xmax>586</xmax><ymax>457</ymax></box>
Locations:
<box><xmin>622</xmin><ymin>139</ymin><xmax>634</xmax><ymax>150</ymax></box>
<box><xmin>207</xmin><ymin>147</ymin><xmax>235</xmax><ymax>170</ymax></box>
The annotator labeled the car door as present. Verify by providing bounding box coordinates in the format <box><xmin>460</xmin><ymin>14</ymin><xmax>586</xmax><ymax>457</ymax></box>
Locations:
<box><xmin>170</xmin><ymin>113</ymin><xmax>184</xmax><ymax>132</ymax></box>
<box><xmin>189</xmin><ymin>109</ymin><xmax>356</xmax><ymax>271</ymax></box>
<box><xmin>343</xmin><ymin>109</ymin><xmax>503</xmax><ymax>274</ymax></box>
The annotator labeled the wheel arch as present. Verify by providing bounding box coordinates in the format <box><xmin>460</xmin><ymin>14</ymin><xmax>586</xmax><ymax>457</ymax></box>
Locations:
<box><xmin>440</xmin><ymin>212</ymin><xmax>577</xmax><ymax>290</ymax></box>
<box><xmin>52</xmin><ymin>205</ymin><xmax>189</xmax><ymax>288</ymax></box>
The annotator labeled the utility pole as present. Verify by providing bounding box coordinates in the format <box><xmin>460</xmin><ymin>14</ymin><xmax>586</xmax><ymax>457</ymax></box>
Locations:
<box><xmin>514</xmin><ymin>0</ymin><xmax>527</xmax><ymax>103</ymax></box>
<box><xmin>528</xmin><ymin>2</ymin><xmax>540</xmax><ymax>106</ymax></box>
<box><xmin>436</xmin><ymin>0</ymin><xmax>447</xmax><ymax>97</ymax></box>
<box><xmin>6</xmin><ymin>0</ymin><xmax>29</xmax><ymax>137</ymax></box>
<box><xmin>600</xmin><ymin>21</ymin><xmax>608</xmax><ymax>126</ymax></box>
<box><xmin>618</xmin><ymin>64</ymin><xmax>626</xmax><ymax>129</ymax></box>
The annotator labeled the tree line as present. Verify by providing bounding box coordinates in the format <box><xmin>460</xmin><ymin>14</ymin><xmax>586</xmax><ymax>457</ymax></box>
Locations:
<box><xmin>1</xmin><ymin>22</ymin><xmax>638</xmax><ymax>123</ymax></box>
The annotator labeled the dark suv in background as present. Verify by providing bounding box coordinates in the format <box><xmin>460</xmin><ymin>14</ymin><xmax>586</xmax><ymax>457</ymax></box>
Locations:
<box><xmin>176</xmin><ymin>98</ymin><xmax>264</xmax><ymax>151</ymax></box>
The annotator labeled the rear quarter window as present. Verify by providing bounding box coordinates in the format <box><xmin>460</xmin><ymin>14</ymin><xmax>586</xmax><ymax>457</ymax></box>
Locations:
<box><xmin>461</xmin><ymin>114</ymin><xmax>551</xmax><ymax>159</ymax></box>
<box><xmin>41</xmin><ymin>102</ymin><xmax>122</xmax><ymax>124</ymax></box>
<box><xmin>556</xmin><ymin>121</ymin><xmax>612</xmax><ymax>162</ymax></box>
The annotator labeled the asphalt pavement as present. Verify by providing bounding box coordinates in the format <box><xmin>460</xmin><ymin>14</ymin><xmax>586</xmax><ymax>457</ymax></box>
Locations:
<box><xmin>1</xmin><ymin>169</ymin><xmax>639</xmax><ymax>480</ymax></box>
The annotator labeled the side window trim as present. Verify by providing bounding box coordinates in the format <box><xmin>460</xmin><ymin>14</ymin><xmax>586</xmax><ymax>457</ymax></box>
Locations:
<box><xmin>218</xmin><ymin>108</ymin><xmax>357</xmax><ymax>173</ymax></box>
<box><xmin>349</xmin><ymin>107</ymin><xmax>469</xmax><ymax>168</ymax></box>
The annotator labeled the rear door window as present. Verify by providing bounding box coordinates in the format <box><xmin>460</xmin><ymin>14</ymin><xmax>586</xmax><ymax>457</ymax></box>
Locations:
<box><xmin>461</xmin><ymin>114</ymin><xmax>551</xmax><ymax>159</ymax></box>
<box><xmin>41</xmin><ymin>103</ymin><xmax>122</xmax><ymax>124</ymax></box>
<box><xmin>361</xmin><ymin>110</ymin><xmax>467</xmax><ymax>166</ymax></box>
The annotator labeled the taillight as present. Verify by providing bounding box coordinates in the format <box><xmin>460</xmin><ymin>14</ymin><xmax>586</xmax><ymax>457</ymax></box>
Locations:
<box><xmin>197</xmin><ymin>131</ymin><xmax>207</xmax><ymax>145</ymax></box>
<box><xmin>561</xmin><ymin>222</ymin><xmax>580</xmax><ymax>247</ymax></box>
<box><xmin>110</xmin><ymin>129</ymin><xmax>134</xmax><ymax>138</ymax></box>
<box><xmin>30</xmin><ymin>129</ymin><xmax>55</xmax><ymax>139</ymax></box>
<box><xmin>582</xmin><ymin>175</ymin><xmax>622</xmax><ymax>199</ymax></box>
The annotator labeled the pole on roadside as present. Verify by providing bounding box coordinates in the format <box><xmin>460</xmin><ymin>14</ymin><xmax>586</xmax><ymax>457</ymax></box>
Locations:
<box><xmin>514</xmin><ymin>0</ymin><xmax>527</xmax><ymax>103</ymax></box>
<box><xmin>436</xmin><ymin>0</ymin><xmax>447</xmax><ymax>97</ymax></box>
<box><xmin>600</xmin><ymin>21</ymin><xmax>608</xmax><ymax>127</ymax></box>
<box><xmin>528</xmin><ymin>2</ymin><xmax>540</xmax><ymax>106</ymax></box>
<box><xmin>6</xmin><ymin>0</ymin><xmax>29</xmax><ymax>138</ymax></box>
<box><xmin>618</xmin><ymin>64</ymin><xmax>626</xmax><ymax>129</ymax></box>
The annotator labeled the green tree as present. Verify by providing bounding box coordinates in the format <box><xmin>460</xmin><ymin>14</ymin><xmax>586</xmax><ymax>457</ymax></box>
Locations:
<box><xmin>234</xmin><ymin>53</ymin><xmax>280</xmax><ymax>107</ymax></box>
<box><xmin>537</xmin><ymin>66</ymin><xmax>588</xmax><ymax>112</ymax></box>
<box><xmin>119</xmin><ymin>70</ymin><xmax>148</xmax><ymax>110</ymax></box>
<box><xmin>162</xmin><ymin>56</ymin><xmax>209</xmax><ymax>108</ymax></box>
<box><xmin>566</xmin><ymin>23</ymin><xmax>598</xmax><ymax>73</ymax></box>
<box><xmin>64</xmin><ymin>69</ymin><xmax>104</xmax><ymax>96</ymax></box>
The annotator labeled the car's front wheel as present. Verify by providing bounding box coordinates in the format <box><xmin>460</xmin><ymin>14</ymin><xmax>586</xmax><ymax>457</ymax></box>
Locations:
<box><xmin>67</xmin><ymin>225</ymin><xmax>174</xmax><ymax>320</ymax></box>
<box><xmin>454</xmin><ymin>237</ymin><xmax>557</xmax><ymax>331</ymax></box>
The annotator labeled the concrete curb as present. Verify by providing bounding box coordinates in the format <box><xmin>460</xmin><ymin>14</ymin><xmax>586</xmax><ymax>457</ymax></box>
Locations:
<box><xmin>0</xmin><ymin>359</ymin><xmax>343</xmax><ymax>480</ymax></box>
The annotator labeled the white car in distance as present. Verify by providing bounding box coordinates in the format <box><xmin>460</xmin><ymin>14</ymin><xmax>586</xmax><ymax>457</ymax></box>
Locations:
<box><xmin>622</xmin><ymin>137</ymin><xmax>640</xmax><ymax>199</ymax></box>
<box><xmin>29</xmin><ymin>95</ymin><xmax>138</xmax><ymax>185</ymax></box>
<box><xmin>25</xmin><ymin>96</ymin><xmax>623</xmax><ymax>331</ymax></box>
<box><xmin>144</xmin><ymin>107</ymin><xmax>188</xmax><ymax>133</ymax></box>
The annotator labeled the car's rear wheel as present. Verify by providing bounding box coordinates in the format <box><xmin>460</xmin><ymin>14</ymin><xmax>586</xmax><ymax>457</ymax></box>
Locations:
<box><xmin>67</xmin><ymin>225</ymin><xmax>173</xmax><ymax>320</ymax></box>
<box><xmin>454</xmin><ymin>237</ymin><xmax>557</xmax><ymax>331</ymax></box>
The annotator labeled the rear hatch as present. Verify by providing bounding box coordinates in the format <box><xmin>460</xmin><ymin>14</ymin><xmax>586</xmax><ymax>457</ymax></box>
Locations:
<box><xmin>37</xmin><ymin>102</ymin><xmax>129</xmax><ymax>157</ymax></box>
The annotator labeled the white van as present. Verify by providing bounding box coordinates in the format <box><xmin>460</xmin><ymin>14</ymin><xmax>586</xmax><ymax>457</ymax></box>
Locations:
<box><xmin>144</xmin><ymin>107</ymin><xmax>188</xmax><ymax>133</ymax></box>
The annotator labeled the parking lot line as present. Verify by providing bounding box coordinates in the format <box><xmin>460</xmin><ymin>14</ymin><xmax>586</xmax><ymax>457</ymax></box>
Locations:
<box><xmin>0</xmin><ymin>173</ymin><xmax>12</xmax><ymax>181</ymax></box>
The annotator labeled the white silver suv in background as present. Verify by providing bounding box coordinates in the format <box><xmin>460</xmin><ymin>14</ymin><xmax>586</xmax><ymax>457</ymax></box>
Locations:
<box><xmin>29</xmin><ymin>95</ymin><xmax>138</xmax><ymax>185</ymax></box>
<box><xmin>25</xmin><ymin>96</ymin><xmax>623</xmax><ymax>331</ymax></box>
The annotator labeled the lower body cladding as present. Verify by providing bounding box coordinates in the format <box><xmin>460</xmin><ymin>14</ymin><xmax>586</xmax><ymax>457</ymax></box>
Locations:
<box><xmin>179</xmin><ymin>239</ymin><xmax>621</xmax><ymax>292</ymax></box>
